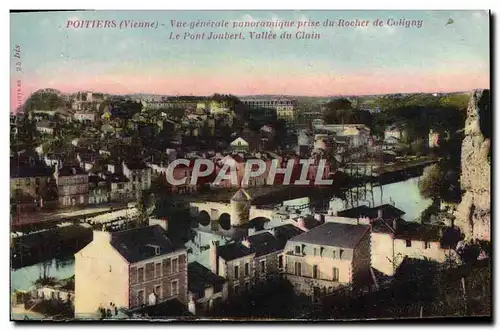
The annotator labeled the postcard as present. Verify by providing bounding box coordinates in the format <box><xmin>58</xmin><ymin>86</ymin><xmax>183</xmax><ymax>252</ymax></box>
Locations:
<box><xmin>10</xmin><ymin>9</ymin><xmax>491</xmax><ymax>322</ymax></box>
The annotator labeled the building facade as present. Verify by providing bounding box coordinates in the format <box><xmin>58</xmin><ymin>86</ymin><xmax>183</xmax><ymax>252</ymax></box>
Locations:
<box><xmin>55</xmin><ymin>166</ymin><xmax>89</xmax><ymax>207</ymax></box>
<box><xmin>122</xmin><ymin>161</ymin><xmax>152</xmax><ymax>196</ymax></box>
<box><xmin>283</xmin><ymin>222</ymin><xmax>372</xmax><ymax>299</ymax></box>
<box><xmin>74</xmin><ymin>225</ymin><xmax>188</xmax><ymax>319</ymax></box>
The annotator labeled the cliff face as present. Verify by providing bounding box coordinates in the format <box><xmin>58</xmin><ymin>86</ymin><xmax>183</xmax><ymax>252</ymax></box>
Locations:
<box><xmin>454</xmin><ymin>89</ymin><xmax>491</xmax><ymax>242</ymax></box>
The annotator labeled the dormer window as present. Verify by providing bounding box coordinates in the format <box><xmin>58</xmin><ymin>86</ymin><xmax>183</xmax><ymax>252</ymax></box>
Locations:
<box><xmin>295</xmin><ymin>245</ymin><xmax>301</xmax><ymax>255</ymax></box>
<box><xmin>148</xmin><ymin>244</ymin><xmax>161</xmax><ymax>256</ymax></box>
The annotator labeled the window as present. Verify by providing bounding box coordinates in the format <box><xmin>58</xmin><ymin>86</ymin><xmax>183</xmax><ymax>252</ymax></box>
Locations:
<box><xmin>165</xmin><ymin>258</ymin><xmax>171</xmax><ymax>274</ymax></box>
<box><xmin>295</xmin><ymin>245</ymin><xmax>301</xmax><ymax>255</ymax></box>
<box><xmin>234</xmin><ymin>265</ymin><xmax>239</xmax><ymax>278</ymax></box>
<box><xmin>155</xmin><ymin>262</ymin><xmax>162</xmax><ymax>278</ymax></box>
<box><xmin>244</xmin><ymin>262</ymin><xmax>249</xmax><ymax>276</ymax></box>
<box><xmin>171</xmin><ymin>280</ymin><xmax>179</xmax><ymax>296</ymax></box>
<box><xmin>278</xmin><ymin>255</ymin><xmax>283</xmax><ymax>269</ymax></box>
<box><xmin>424</xmin><ymin>241</ymin><xmax>431</xmax><ymax>249</ymax></box>
<box><xmin>172</xmin><ymin>258</ymin><xmax>178</xmax><ymax>273</ymax></box>
<box><xmin>154</xmin><ymin>285</ymin><xmax>162</xmax><ymax>299</ymax></box>
<box><xmin>154</xmin><ymin>246</ymin><xmax>160</xmax><ymax>256</ymax></box>
<box><xmin>406</xmin><ymin>240</ymin><xmax>412</xmax><ymax>247</ymax></box>
<box><xmin>137</xmin><ymin>290</ymin><xmax>145</xmax><ymax>306</ymax></box>
<box><xmin>294</xmin><ymin>262</ymin><xmax>302</xmax><ymax>276</ymax></box>
<box><xmin>332</xmin><ymin>250</ymin><xmax>336</xmax><ymax>259</ymax></box>
<box><xmin>214</xmin><ymin>283</ymin><xmax>223</xmax><ymax>293</ymax></box>
<box><xmin>138</xmin><ymin>267</ymin><xmax>144</xmax><ymax>282</ymax></box>
<box><xmin>313</xmin><ymin>265</ymin><xmax>318</xmax><ymax>278</ymax></box>
<box><xmin>332</xmin><ymin>267</ymin><xmax>339</xmax><ymax>281</ymax></box>
<box><xmin>260</xmin><ymin>260</ymin><xmax>266</xmax><ymax>274</ymax></box>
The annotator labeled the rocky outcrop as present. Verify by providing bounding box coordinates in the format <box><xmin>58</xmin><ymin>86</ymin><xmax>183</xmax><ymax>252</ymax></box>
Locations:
<box><xmin>454</xmin><ymin>89</ymin><xmax>491</xmax><ymax>242</ymax></box>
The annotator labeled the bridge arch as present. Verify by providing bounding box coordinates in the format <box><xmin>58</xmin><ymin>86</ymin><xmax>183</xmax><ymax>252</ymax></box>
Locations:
<box><xmin>197</xmin><ymin>210</ymin><xmax>211</xmax><ymax>227</ymax></box>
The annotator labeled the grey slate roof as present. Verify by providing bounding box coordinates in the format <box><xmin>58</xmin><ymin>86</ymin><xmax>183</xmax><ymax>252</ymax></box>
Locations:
<box><xmin>247</xmin><ymin>232</ymin><xmax>281</xmax><ymax>257</ymax></box>
<box><xmin>288</xmin><ymin>222</ymin><xmax>370</xmax><ymax>249</ymax></box>
<box><xmin>110</xmin><ymin>225</ymin><xmax>184</xmax><ymax>263</ymax></box>
<box><xmin>10</xmin><ymin>161</ymin><xmax>53</xmax><ymax>178</ymax></box>
<box><xmin>187</xmin><ymin>262</ymin><xmax>225</xmax><ymax>293</ymax></box>
<box><xmin>217</xmin><ymin>242</ymin><xmax>253</xmax><ymax>261</ymax></box>
<box><xmin>57</xmin><ymin>166</ymin><xmax>87</xmax><ymax>177</ymax></box>
<box><xmin>217</xmin><ymin>224</ymin><xmax>304</xmax><ymax>260</ymax></box>
<box><xmin>337</xmin><ymin>204</ymin><xmax>405</xmax><ymax>220</ymax></box>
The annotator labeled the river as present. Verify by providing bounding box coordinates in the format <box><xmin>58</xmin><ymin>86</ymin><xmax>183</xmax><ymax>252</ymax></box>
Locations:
<box><xmin>330</xmin><ymin>176</ymin><xmax>433</xmax><ymax>222</ymax></box>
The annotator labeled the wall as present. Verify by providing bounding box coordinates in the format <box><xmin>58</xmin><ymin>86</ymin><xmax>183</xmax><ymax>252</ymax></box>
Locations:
<box><xmin>128</xmin><ymin>250</ymin><xmax>188</xmax><ymax>308</ymax></box>
<box><xmin>74</xmin><ymin>238</ymin><xmax>129</xmax><ymax>319</ymax></box>
<box><xmin>284</xmin><ymin>247</ymin><xmax>352</xmax><ymax>296</ymax></box>
<box><xmin>371</xmin><ymin>232</ymin><xmax>449</xmax><ymax>276</ymax></box>
<box><xmin>224</xmin><ymin>255</ymin><xmax>255</xmax><ymax>297</ymax></box>
<box><xmin>351</xmin><ymin>230</ymin><xmax>371</xmax><ymax>289</ymax></box>
<box><xmin>393</xmin><ymin>238</ymin><xmax>448</xmax><ymax>265</ymax></box>
<box><xmin>371</xmin><ymin>232</ymin><xmax>395</xmax><ymax>276</ymax></box>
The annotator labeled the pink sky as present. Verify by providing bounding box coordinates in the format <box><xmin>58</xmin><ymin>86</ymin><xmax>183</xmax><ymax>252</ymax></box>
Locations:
<box><xmin>10</xmin><ymin>70</ymin><xmax>489</xmax><ymax>111</ymax></box>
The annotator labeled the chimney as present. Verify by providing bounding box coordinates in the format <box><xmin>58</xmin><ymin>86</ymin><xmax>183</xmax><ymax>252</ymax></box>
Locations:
<box><xmin>188</xmin><ymin>294</ymin><xmax>196</xmax><ymax>315</ymax></box>
<box><xmin>297</xmin><ymin>217</ymin><xmax>309</xmax><ymax>232</ymax></box>
<box><xmin>210</xmin><ymin>241</ymin><xmax>219</xmax><ymax>275</ymax></box>
<box><xmin>377</xmin><ymin>208</ymin><xmax>383</xmax><ymax>219</ymax></box>
<box><xmin>93</xmin><ymin>229</ymin><xmax>111</xmax><ymax>244</ymax></box>
<box><xmin>241</xmin><ymin>238</ymin><xmax>251</xmax><ymax>248</ymax></box>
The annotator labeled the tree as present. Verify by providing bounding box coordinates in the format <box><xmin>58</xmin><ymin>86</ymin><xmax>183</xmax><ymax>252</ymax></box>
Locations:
<box><xmin>136</xmin><ymin>190</ymin><xmax>155</xmax><ymax>227</ymax></box>
<box><xmin>418</xmin><ymin>164</ymin><xmax>444</xmax><ymax>202</ymax></box>
<box><xmin>24</xmin><ymin>89</ymin><xmax>65</xmax><ymax>112</ymax></box>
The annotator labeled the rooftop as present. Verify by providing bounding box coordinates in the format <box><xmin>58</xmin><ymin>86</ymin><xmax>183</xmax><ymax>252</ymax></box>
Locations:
<box><xmin>336</xmin><ymin>204</ymin><xmax>405</xmax><ymax>220</ymax></box>
<box><xmin>57</xmin><ymin>166</ymin><xmax>87</xmax><ymax>177</ymax></box>
<box><xmin>10</xmin><ymin>160</ymin><xmax>53</xmax><ymax>178</ymax></box>
<box><xmin>187</xmin><ymin>262</ymin><xmax>225</xmax><ymax>293</ymax></box>
<box><xmin>111</xmin><ymin>225</ymin><xmax>184</xmax><ymax>263</ymax></box>
<box><xmin>123</xmin><ymin>161</ymin><xmax>149</xmax><ymax>170</ymax></box>
<box><xmin>288</xmin><ymin>222</ymin><xmax>370</xmax><ymax>249</ymax></box>
<box><xmin>217</xmin><ymin>241</ymin><xmax>254</xmax><ymax>261</ymax></box>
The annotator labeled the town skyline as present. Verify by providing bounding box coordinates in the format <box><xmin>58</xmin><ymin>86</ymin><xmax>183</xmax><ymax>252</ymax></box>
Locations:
<box><xmin>10</xmin><ymin>10</ymin><xmax>489</xmax><ymax>110</ymax></box>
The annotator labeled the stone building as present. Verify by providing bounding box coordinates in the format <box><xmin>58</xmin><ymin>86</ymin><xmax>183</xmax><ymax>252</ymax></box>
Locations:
<box><xmin>187</xmin><ymin>261</ymin><xmax>227</xmax><ymax>315</ymax></box>
<box><xmin>55</xmin><ymin>165</ymin><xmax>89</xmax><ymax>207</ymax></box>
<box><xmin>208</xmin><ymin>224</ymin><xmax>304</xmax><ymax>298</ymax></box>
<box><xmin>74</xmin><ymin>224</ymin><xmax>188</xmax><ymax>319</ymax></box>
<box><xmin>283</xmin><ymin>222</ymin><xmax>372</xmax><ymax>299</ymax></box>
<box><xmin>337</xmin><ymin>204</ymin><xmax>456</xmax><ymax>276</ymax></box>
<box><xmin>122</xmin><ymin>161</ymin><xmax>152</xmax><ymax>197</ymax></box>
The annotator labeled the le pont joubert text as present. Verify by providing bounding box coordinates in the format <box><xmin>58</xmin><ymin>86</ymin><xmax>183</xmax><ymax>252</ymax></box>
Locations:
<box><xmin>169</xmin><ymin>31</ymin><xmax>321</xmax><ymax>41</ymax></box>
